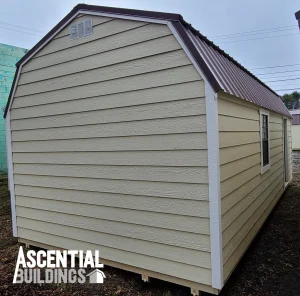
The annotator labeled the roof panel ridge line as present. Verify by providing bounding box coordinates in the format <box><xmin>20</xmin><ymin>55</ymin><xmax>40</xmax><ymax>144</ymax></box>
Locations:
<box><xmin>179</xmin><ymin>17</ymin><xmax>281</xmax><ymax>97</ymax></box>
<box><xmin>4</xmin><ymin>4</ymin><xmax>293</xmax><ymax>119</ymax></box>
<box><xmin>185</xmin><ymin>30</ymin><xmax>227</xmax><ymax>93</ymax></box>
<box><xmin>169</xmin><ymin>20</ymin><xmax>222</xmax><ymax>93</ymax></box>
<box><xmin>197</xmin><ymin>38</ymin><xmax>240</xmax><ymax>97</ymax></box>
<box><xmin>76</xmin><ymin>10</ymin><xmax>169</xmax><ymax>25</ymax></box>
<box><xmin>76</xmin><ymin>3</ymin><xmax>181</xmax><ymax>21</ymax></box>
<box><xmin>178</xmin><ymin>19</ymin><xmax>292</xmax><ymax>119</ymax></box>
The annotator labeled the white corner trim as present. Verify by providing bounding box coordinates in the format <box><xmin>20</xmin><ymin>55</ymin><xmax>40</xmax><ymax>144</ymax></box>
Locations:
<box><xmin>6</xmin><ymin>111</ymin><xmax>17</xmax><ymax>237</ymax></box>
<box><xmin>206</xmin><ymin>85</ymin><xmax>223</xmax><ymax>290</ymax></box>
<box><xmin>259</xmin><ymin>109</ymin><xmax>271</xmax><ymax>175</ymax></box>
<box><xmin>168</xmin><ymin>21</ymin><xmax>223</xmax><ymax>290</ymax></box>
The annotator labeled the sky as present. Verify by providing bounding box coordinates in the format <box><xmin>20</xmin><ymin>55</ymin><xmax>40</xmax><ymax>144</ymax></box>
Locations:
<box><xmin>0</xmin><ymin>0</ymin><xmax>299</xmax><ymax>94</ymax></box>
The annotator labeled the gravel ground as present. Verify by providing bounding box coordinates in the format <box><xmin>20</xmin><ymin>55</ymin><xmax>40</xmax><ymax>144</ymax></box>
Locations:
<box><xmin>0</xmin><ymin>153</ymin><xmax>299</xmax><ymax>296</ymax></box>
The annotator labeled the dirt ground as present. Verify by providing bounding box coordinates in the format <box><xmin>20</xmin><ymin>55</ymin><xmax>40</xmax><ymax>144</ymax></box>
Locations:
<box><xmin>0</xmin><ymin>153</ymin><xmax>299</xmax><ymax>296</ymax></box>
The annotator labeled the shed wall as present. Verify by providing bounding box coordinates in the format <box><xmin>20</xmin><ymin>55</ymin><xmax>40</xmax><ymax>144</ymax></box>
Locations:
<box><xmin>10</xmin><ymin>15</ymin><xmax>212</xmax><ymax>286</ymax></box>
<box><xmin>291</xmin><ymin>125</ymin><xmax>300</xmax><ymax>150</ymax></box>
<box><xmin>218</xmin><ymin>93</ymin><xmax>291</xmax><ymax>281</ymax></box>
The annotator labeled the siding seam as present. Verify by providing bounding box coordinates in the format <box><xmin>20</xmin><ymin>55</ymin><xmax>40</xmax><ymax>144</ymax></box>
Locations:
<box><xmin>17</xmin><ymin>225</ymin><xmax>212</xmax><ymax>270</ymax></box>
<box><xmin>222</xmin><ymin>168</ymin><xmax>284</xmax><ymax>233</ymax></box>
<box><xmin>16</xmin><ymin>203</ymin><xmax>210</xmax><ymax>235</ymax></box>
<box><xmin>19</xmin><ymin>48</ymin><xmax>184</xmax><ymax>86</ymax></box>
<box><xmin>11</xmin><ymin>96</ymin><xmax>205</xmax><ymax>121</ymax></box>
<box><xmin>222</xmin><ymin>157</ymin><xmax>283</xmax><ymax>200</ymax></box>
<box><xmin>26</xmin><ymin>22</ymin><xmax>149</xmax><ymax>66</ymax></box>
<box><xmin>223</xmin><ymin>181</ymin><xmax>283</xmax><ymax>265</ymax></box>
<box><xmin>11</xmin><ymin>80</ymin><xmax>202</xmax><ymax>109</ymax></box>
<box><xmin>22</xmin><ymin>33</ymin><xmax>175</xmax><ymax>77</ymax></box>
<box><xmin>16</xmin><ymin>210</ymin><xmax>210</xmax><ymax>251</ymax></box>
<box><xmin>15</xmin><ymin>64</ymin><xmax>196</xmax><ymax>98</ymax></box>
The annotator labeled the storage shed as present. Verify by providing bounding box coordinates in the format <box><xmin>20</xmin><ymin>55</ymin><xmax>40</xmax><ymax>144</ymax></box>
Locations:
<box><xmin>290</xmin><ymin>109</ymin><xmax>300</xmax><ymax>150</ymax></box>
<box><xmin>4</xmin><ymin>4</ymin><xmax>293</xmax><ymax>295</ymax></box>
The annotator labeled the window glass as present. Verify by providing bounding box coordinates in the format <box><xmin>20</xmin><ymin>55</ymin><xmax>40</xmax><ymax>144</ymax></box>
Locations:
<box><xmin>262</xmin><ymin>114</ymin><xmax>269</xmax><ymax>167</ymax></box>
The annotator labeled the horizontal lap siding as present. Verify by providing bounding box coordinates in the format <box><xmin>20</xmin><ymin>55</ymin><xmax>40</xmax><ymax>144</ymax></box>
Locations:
<box><xmin>17</xmin><ymin>226</ymin><xmax>211</xmax><ymax>284</ymax></box>
<box><xmin>22</xmin><ymin>23</ymin><xmax>172</xmax><ymax>73</ymax></box>
<box><xmin>11</xmin><ymin>16</ymin><xmax>211</xmax><ymax>285</ymax></box>
<box><xmin>218</xmin><ymin>94</ymin><xmax>286</xmax><ymax>281</ymax></box>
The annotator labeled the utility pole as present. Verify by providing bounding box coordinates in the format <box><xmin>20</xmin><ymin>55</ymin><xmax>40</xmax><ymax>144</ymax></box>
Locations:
<box><xmin>296</xmin><ymin>11</ymin><xmax>300</xmax><ymax>30</ymax></box>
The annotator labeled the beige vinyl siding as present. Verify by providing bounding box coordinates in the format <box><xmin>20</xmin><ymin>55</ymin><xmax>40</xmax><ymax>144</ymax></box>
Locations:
<box><xmin>22</xmin><ymin>23</ymin><xmax>172</xmax><ymax>73</ymax></box>
<box><xmin>218</xmin><ymin>93</ymin><xmax>287</xmax><ymax>281</ymax></box>
<box><xmin>11</xmin><ymin>16</ymin><xmax>212</xmax><ymax>286</ymax></box>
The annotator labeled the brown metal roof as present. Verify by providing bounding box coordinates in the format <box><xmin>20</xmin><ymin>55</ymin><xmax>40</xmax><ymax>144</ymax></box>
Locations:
<box><xmin>4</xmin><ymin>4</ymin><xmax>292</xmax><ymax>119</ymax></box>
<box><xmin>185</xmin><ymin>27</ymin><xmax>291</xmax><ymax>117</ymax></box>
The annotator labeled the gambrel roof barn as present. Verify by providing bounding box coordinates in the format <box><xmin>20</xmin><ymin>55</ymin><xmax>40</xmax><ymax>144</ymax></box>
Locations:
<box><xmin>4</xmin><ymin>4</ymin><xmax>292</xmax><ymax>295</ymax></box>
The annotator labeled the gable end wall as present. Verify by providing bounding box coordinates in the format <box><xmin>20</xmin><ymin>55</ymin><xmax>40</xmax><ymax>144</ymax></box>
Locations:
<box><xmin>8</xmin><ymin>14</ymin><xmax>213</xmax><ymax>289</ymax></box>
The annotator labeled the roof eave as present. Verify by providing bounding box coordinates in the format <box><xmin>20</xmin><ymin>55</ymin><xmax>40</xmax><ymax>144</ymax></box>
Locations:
<box><xmin>179</xmin><ymin>18</ymin><xmax>281</xmax><ymax>98</ymax></box>
<box><xmin>171</xmin><ymin>20</ymin><xmax>222</xmax><ymax>93</ymax></box>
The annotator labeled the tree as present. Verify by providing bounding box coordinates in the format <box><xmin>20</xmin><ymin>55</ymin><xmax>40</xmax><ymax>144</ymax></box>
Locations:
<box><xmin>281</xmin><ymin>91</ymin><xmax>300</xmax><ymax>110</ymax></box>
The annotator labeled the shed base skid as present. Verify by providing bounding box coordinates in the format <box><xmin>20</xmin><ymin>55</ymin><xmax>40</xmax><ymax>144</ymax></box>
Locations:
<box><xmin>18</xmin><ymin>238</ymin><xmax>218</xmax><ymax>295</ymax></box>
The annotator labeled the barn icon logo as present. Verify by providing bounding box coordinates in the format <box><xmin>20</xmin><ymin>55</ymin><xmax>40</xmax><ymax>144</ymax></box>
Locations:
<box><xmin>86</xmin><ymin>269</ymin><xmax>106</xmax><ymax>283</ymax></box>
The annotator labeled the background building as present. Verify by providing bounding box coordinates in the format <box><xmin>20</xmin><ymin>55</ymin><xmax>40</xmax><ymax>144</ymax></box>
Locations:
<box><xmin>290</xmin><ymin>109</ymin><xmax>300</xmax><ymax>150</ymax></box>
<box><xmin>0</xmin><ymin>43</ymin><xmax>27</xmax><ymax>173</ymax></box>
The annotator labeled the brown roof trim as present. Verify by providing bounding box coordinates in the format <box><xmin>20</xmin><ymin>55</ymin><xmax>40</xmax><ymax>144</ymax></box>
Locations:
<box><xmin>77</xmin><ymin>4</ymin><xmax>181</xmax><ymax>21</ymax></box>
<box><xmin>3</xmin><ymin>4</ymin><xmax>287</xmax><ymax>118</ymax></box>
<box><xmin>15</xmin><ymin>4</ymin><xmax>180</xmax><ymax>68</ymax></box>
<box><xmin>4</xmin><ymin>4</ymin><xmax>182</xmax><ymax>118</ymax></box>
<box><xmin>3</xmin><ymin>66</ymin><xmax>18</xmax><ymax>118</ymax></box>
<box><xmin>178</xmin><ymin>17</ymin><xmax>280</xmax><ymax>98</ymax></box>
<box><xmin>171</xmin><ymin>21</ymin><xmax>222</xmax><ymax>92</ymax></box>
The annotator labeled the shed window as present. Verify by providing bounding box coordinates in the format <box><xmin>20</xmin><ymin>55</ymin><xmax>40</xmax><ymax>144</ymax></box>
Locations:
<box><xmin>260</xmin><ymin>110</ymin><xmax>270</xmax><ymax>174</ymax></box>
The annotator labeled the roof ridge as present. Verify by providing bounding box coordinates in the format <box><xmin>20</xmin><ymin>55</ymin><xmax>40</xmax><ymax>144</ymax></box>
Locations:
<box><xmin>77</xmin><ymin>3</ymin><xmax>182</xmax><ymax>21</ymax></box>
<box><xmin>179</xmin><ymin>16</ymin><xmax>280</xmax><ymax>98</ymax></box>
<box><xmin>4</xmin><ymin>4</ymin><xmax>292</xmax><ymax>119</ymax></box>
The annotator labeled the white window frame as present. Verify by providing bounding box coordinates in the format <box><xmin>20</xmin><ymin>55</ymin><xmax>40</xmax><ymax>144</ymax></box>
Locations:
<box><xmin>260</xmin><ymin>109</ymin><xmax>271</xmax><ymax>174</ymax></box>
